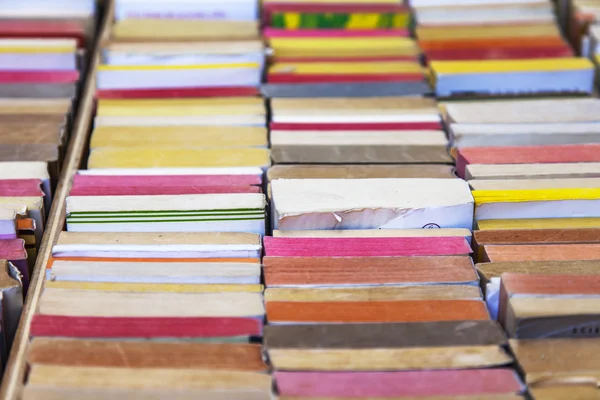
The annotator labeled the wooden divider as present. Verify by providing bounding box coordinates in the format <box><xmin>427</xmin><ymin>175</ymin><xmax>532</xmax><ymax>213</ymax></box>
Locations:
<box><xmin>0</xmin><ymin>1</ymin><xmax>115</xmax><ymax>398</ymax></box>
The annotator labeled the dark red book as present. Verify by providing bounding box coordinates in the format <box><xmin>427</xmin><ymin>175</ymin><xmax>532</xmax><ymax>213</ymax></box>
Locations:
<box><xmin>96</xmin><ymin>86</ymin><xmax>260</xmax><ymax>99</ymax></box>
<box><xmin>30</xmin><ymin>315</ymin><xmax>263</xmax><ymax>338</ymax></box>
<box><xmin>0</xmin><ymin>21</ymin><xmax>86</xmax><ymax>47</ymax></box>
<box><xmin>425</xmin><ymin>46</ymin><xmax>574</xmax><ymax>62</ymax></box>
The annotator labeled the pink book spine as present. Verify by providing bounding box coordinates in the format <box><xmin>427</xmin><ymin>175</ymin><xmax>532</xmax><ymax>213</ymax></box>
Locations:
<box><xmin>69</xmin><ymin>186</ymin><xmax>261</xmax><ymax>196</ymax></box>
<box><xmin>274</xmin><ymin>370</ymin><xmax>524</xmax><ymax>397</ymax></box>
<box><xmin>263</xmin><ymin>237</ymin><xmax>472</xmax><ymax>257</ymax></box>
<box><xmin>72</xmin><ymin>174</ymin><xmax>262</xmax><ymax>188</ymax></box>
<box><xmin>0</xmin><ymin>179</ymin><xmax>44</xmax><ymax>197</ymax></box>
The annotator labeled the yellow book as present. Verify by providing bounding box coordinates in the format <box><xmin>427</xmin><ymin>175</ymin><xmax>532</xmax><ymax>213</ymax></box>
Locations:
<box><xmin>0</xmin><ymin>38</ymin><xmax>77</xmax><ymax>53</ymax></box>
<box><xmin>45</xmin><ymin>281</ymin><xmax>263</xmax><ymax>293</ymax></box>
<box><xmin>473</xmin><ymin>188</ymin><xmax>600</xmax><ymax>205</ymax></box>
<box><xmin>269</xmin><ymin>38</ymin><xmax>419</xmax><ymax>57</ymax></box>
<box><xmin>112</xmin><ymin>19</ymin><xmax>259</xmax><ymax>40</ymax></box>
<box><xmin>431</xmin><ymin>58</ymin><xmax>593</xmax><ymax>76</ymax></box>
<box><xmin>416</xmin><ymin>24</ymin><xmax>561</xmax><ymax>41</ymax></box>
<box><xmin>270</xmin><ymin>61</ymin><xmax>423</xmax><ymax>75</ymax></box>
<box><xmin>477</xmin><ymin>218</ymin><xmax>600</xmax><ymax>230</ymax></box>
<box><xmin>97</xmin><ymin>98</ymin><xmax>265</xmax><ymax>117</ymax></box>
<box><xmin>88</xmin><ymin>148</ymin><xmax>270</xmax><ymax>169</ymax></box>
<box><xmin>90</xmin><ymin>126</ymin><xmax>268</xmax><ymax>149</ymax></box>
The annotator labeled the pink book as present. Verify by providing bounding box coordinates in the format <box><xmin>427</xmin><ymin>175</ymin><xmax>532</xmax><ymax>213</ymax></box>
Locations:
<box><xmin>72</xmin><ymin>174</ymin><xmax>262</xmax><ymax>188</ymax></box>
<box><xmin>456</xmin><ymin>144</ymin><xmax>600</xmax><ymax>178</ymax></box>
<box><xmin>274</xmin><ymin>370</ymin><xmax>524</xmax><ymax>397</ymax></box>
<box><xmin>263</xmin><ymin>237</ymin><xmax>472</xmax><ymax>257</ymax></box>
<box><xmin>69</xmin><ymin>185</ymin><xmax>261</xmax><ymax>196</ymax></box>
<box><xmin>0</xmin><ymin>70</ymin><xmax>79</xmax><ymax>83</ymax></box>
<box><xmin>0</xmin><ymin>179</ymin><xmax>44</xmax><ymax>197</ymax></box>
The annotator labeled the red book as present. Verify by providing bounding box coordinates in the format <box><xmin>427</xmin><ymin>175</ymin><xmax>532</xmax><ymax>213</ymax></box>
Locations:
<box><xmin>0</xmin><ymin>179</ymin><xmax>43</xmax><ymax>197</ymax></box>
<box><xmin>270</xmin><ymin>122</ymin><xmax>443</xmax><ymax>131</ymax></box>
<box><xmin>0</xmin><ymin>21</ymin><xmax>86</xmax><ymax>47</ymax></box>
<box><xmin>263</xmin><ymin>237</ymin><xmax>472</xmax><ymax>257</ymax></box>
<box><xmin>0</xmin><ymin>70</ymin><xmax>79</xmax><ymax>84</ymax></box>
<box><xmin>72</xmin><ymin>174</ymin><xmax>262</xmax><ymax>188</ymax></box>
<box><xmin>69</xmin><ymin>185</ymin><xmax>261</xmax><ymax>196</ymax></box>
<box><xmin>425</xmin><ymin>46</ymin><xmax>573</xmax><ymax>62</ymax></box>
<box><xmin>30</xmin><ymin>315</ymin><xmax>263</xmax><ymax>338</ymax></box>
<box><xmin>274</xmin><ymin>55</ymin><xmax>419</xmax><ymax>63</ymax></box>
<box><xmin>97</xmin><ymin>86</ymin><xmax>260</xmax><ymax>99</ymax></box>
<box><xmin>456</xmin><ymin>144</ymin><xmax>600</xmax><ymax>178</ymax></box>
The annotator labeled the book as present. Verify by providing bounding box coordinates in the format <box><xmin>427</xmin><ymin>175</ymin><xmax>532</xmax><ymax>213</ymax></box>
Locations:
<box><xmin>270</xmin><ymin>178</ymin><xmax>474</xmax><ymax>230</ymax></box>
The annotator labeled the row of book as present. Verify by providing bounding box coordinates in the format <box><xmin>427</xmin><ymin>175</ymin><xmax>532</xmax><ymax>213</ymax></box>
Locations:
<box><xmin>23</xmin><ymin>0</ymin><xmax>273</xmax><ymax>398</ymax></box>
<box><xmin>415</xmin><ymin>0</ymin><xmax>595</xmax><ymax>97</ymax></box>
<box><xmin>10</xmin><ymin>1</ymin><xmax>600</xmax><ymax>400</ymax></box>
<box><xmin>0</xmin><ymin>1</ymin><xmax>96</xmax><ymax>374</ymax></box>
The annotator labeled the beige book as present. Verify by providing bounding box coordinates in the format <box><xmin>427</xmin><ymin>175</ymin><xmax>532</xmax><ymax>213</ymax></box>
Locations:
<box><xmin>477</xmin><ymin>260</ymin><xmax>600</xmax><ymax>286</ymax></box>
<box><xmin>55</xmin><ymin>231</ymin><xmax>261</xmax><ymax>247</ymax></box>
<box><xmin>265</xmin><ymin>285</ymin><xmax>482</xmax><ymax>302</ymax></box>
<box><xmin>444</xmin><ymin>98</ymin><xmax>600</xmax><ymax>124</ymax></box>
<box><xmin>0</xmin><ymin>99</ymin><xmax>72</xmax><ymax>115</ymax></box>
<box><xmin>112</xmin><ymin>20</ymin><xmax>259</xmax><ymax>40</ymax></box>
<box><xmin>37</xmin><ymin>289</ymin><xmax>265</xmax><ymax>317</ymax></box>
<box><xmin>25</xmin><ymin>365</ymin><xmax>271</xmax><ymax>392</ymax></box>
<box><xmin>466</xmin><ymin>163</ymin><xmax>600</xmax><ymax>180</ymax></box>
<box><xmin>510</xmin><ymin>338</ymin><xmax>600</xmax><ymax>386</ymax></box>
<box><xmin>23</xmin><ymin>387</ymin><xmax>271</xmax><ymax>400</ymax></box>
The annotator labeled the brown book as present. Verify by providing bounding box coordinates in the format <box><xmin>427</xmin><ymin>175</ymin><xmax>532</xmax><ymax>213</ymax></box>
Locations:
<box><xmin>476</xmin><ymin>260</ymin><xmax>600</xmax><ymax>286</ymax></box>
<box><xmin>265</xmin><ymin>321</ymin><xmax>511</xmax><ymax>371</ymax></box>
<box><xmin>27</xmin><ymin>339</ymin><xmax>267</xmax><ymax>371</ymax></box>
<box><xmin>271</xmin><ymin>145</ymin><xmax>452</xmax><ymax>164</ymax></box>
<box><xmin>510</xmin><ymin>338</ymin><xmax>600</xmax><ymax>386</ymax></box>
<box><xmin>530</xmin><ymin>386</ymin><xmax>600</xmax><ymax>400</ymax></box>
<box><xmin>499</xmin><ymin>273</ymin><xmax>600</xmax><ymax>337</ymax></box>
<box><xmin>474</xmin><ymin>229</ymin><xmax>600</xmax><ymax>261</ymax></box>
<box><xmin>266</xmin><ymin>164</ymin><xmax>456</xmax><ymax>180</ymax></box>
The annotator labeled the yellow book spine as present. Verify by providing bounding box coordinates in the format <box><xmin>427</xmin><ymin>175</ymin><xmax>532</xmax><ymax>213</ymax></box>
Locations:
<box><xmin>473</xmin><ymin>188</ymin><xmax>600</xmax><ymax>205</ymax></box>
<box><xmin>88</xmin><ymin>148</ymin><xmax>270</xmax><ymax>169</ymax></box>
<box><xmin>477</xmin><ymin>218</ymin><xmax>600</xmax><ymax>230</ymax></box>
<box><xmin>0</xmin><ymin>46</ymin><xmax>74</xmax><ymax>53</ymax></box>
<box><xmin>432</xmin><ymin>58</ymin><xmax>593</xmax><ymax>75</ymax></box>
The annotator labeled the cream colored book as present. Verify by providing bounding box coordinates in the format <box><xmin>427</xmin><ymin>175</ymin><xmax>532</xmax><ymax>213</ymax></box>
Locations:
<box><xmin>38</xmin><ymin>288</ymin><xmax>265</xmax><ymax>318</ymax></box>
<box><xmin>270</xmin><ymin>178</ymin><xmax>474</xmax><ymax>230</ymax></box>
<box><xmin>469</xmin><ymin>178</ymin><xmax>600</xmax><ymax>190</ymax></box>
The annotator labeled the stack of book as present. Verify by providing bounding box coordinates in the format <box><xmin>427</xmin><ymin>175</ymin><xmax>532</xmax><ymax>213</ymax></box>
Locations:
<box><xmin>262</xmin><ymin>0</ymin><xmax>428</xmax><ymax>98</ymax></box>
<box><xmin>265</xmin><ymin>177</ymin><xmax>526</xmax><ymax>398</ymax></box>
<box><xmin>22</xmin><ymin>0</ymin><xmax>272</xmax><ymax>397</ymax></box>
<box><xmin>0</xmin><ymin>0</ymin><xmax>96</xmax><ymax>372</ymax></box>
<box><xmin>412</xmin><ymin>0</ymin><xmax>594</xmax><ymax>97</ymax></box>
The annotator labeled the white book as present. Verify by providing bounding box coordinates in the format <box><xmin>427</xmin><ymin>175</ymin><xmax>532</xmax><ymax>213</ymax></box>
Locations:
<box><xmin>114</xmin><ymin>0</ymin><xmax>258</xmax><ymax>22</ymax></box>
<box><xmin>47</xmin><ymin>260</ymin><xmax>261</xmax><ymax>284</ymax></box>
<box><xmin>270</xmin><ymin>178</ymin><xmax>474</xmax><ymax>230</ymax></box>
<box><xmin>52</xmin><ymin>232</ymin><xmax>262</xmax><ymax>259</ymax></box>
<box><xmin>270</xmin><ymin>130</ymin><xmax>448</xmax><ymax>146</ymax></box>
